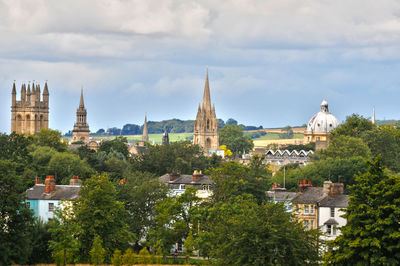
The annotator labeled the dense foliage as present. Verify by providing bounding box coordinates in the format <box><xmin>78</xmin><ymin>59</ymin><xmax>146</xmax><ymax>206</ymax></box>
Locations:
<box><xmin>325</xmin><ymin>157</ymin><xmax>400</xmax><ymax>265</ymax></box>
<box><xmin>219</xmin><ymin>124</ymin><xmax>254</xmax><ymax>156</ymax></box>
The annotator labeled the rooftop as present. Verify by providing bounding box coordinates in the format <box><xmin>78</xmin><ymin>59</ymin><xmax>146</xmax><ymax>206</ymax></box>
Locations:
<box><xmin>26</xmin><ymin>184</ymin><xmax>80</xmax><ymax>200</ymax></box>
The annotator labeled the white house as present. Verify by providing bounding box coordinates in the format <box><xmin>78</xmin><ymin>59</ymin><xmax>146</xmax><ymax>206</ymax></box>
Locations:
<box><xmin>26</xmin><ymin>175</ymin><xmax>80</xmax><ymax>222</ymax></box>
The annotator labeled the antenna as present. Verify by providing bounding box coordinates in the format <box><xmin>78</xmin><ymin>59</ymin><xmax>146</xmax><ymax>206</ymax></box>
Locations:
<box><xmin>283</xmin><ymin>166</ymin><xmax>286</xmax><ymax>189</ymax></box>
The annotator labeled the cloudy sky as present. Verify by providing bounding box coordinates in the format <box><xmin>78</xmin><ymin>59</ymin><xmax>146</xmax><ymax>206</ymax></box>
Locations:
<box><xmin>1</xmin><ymin>0</ymin><xmax>400</xmax><ymax>134</ymax></box>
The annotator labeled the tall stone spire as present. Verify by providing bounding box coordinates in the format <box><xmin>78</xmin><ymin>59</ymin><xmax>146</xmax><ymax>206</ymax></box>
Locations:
<box><xmin>142</xmin><ymin>113</ymin><xmax>149</xmax><ymax>142</ymax></box>
<box><xmin>193</xmin><ymin>68</ymin><xmax>219</xmax><ymax>154</ymax></box>
<box><xmin>11</xmin><ymin>81</ymin><xmax>16</xmax><ymax>106</ymax></box>
<box><xmin>72</xmin><ymin>88</ymin><xmax>90</xmax><ymax>143</ymax></box>
<box><xmin>79</xmin><ymin>88</ymin><xmax>85</xmax><ymax>108</ymax></box>
<box><xmin>162</xmin><ymin>127</ymin><xmax>169</xmax><ymax>145</ymax></box>
<box><xmin>372</xmin><ymin>107</ymin><xmax>376</xmax><ymax>124</ymax></box>
<box><xmin>202</xmin><ymin>69</ymin><xmax>212</xmax><ymax>112</ymax></box>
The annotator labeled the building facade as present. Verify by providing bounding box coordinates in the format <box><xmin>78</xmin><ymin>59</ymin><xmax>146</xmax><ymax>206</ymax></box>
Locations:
<box><xmin>304</xmin><ymin>99</ymin><xmax>339</xmax><ymax>149</ymax></box>
<box><xmin>193</xmin><ymin>70</ymin><xmax>219</xmax><ymax>153</ymax></box>
<box><xmin>26</xmin><ymin>176</ymin><xmax>80</xmax><ymax>222</ymax></box>
<box><xmin>72</xmin><ymin>89</ymin><xmax>90</xmax><ymax>142</ymax></box>
<box><xmin>11</xmin><ymin>81</ymin><xmax>49</xmax><ymax>134</ymax></box>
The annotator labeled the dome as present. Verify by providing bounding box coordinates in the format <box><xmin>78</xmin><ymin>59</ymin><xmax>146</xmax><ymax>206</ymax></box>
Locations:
<box><xmin>306</xmin><ymin>99</ymin><xmax>339</xmax><ymax>133</ymax></box>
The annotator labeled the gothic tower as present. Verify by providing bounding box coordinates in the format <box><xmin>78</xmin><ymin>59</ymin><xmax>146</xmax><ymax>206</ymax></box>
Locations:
<box><xmin>193</xmin><ymin>70</ymin><xmax>219</xmax><ymax>153</ymax></box>
<box><xmin>11</xmin><ymin>81</ymin><xmax>49</xmax><ymax>134</ymax></box>
<box><xmin>72</xmin><ymin>89</ymin><xmax>90</xmax><ymax>142</ymax></box>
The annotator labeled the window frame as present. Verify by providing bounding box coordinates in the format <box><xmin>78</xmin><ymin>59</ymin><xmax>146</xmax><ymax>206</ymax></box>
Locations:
<box><xmin>304</xmin><ymin>205</ymin><xmax>309</xmax><ymax>214</ymax></box>
<box><xmin>48</xmin><ymin>202</ymin><xmax>54</xmax><ymax>212</ymax></box>
<box><xmin>330</xmin><ymin>207</ymin><xmax>335</xmax><ymax>217</ymax></box>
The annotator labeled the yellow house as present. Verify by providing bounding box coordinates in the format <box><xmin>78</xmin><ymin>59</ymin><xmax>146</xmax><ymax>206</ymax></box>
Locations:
<box><xmin>292</xmin><ymin>180</ymin><xmax>326</xmax><ymax>230</ymax></box>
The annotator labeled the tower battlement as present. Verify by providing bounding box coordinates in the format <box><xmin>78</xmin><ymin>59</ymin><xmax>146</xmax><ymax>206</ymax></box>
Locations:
<box><xmin>11</xmin><ymin>81</ymin><xmax>49</xmax><ymax>134</ymax></box>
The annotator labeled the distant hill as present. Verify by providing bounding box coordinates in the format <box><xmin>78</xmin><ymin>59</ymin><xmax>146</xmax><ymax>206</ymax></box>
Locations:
<box><xmin>64</xmin><ymin>118</ymin><xmax>264</xmax><ymax>136</ymax></box>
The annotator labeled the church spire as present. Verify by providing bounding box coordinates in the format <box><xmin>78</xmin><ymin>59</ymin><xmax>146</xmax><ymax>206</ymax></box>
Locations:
<box><xmin>142</xmin><ymin>113</ymin><xmax>149</xmax><ymax>142</ymax></box>
<box><xmin>79</xmin><ymin>88</ymin><xmax>85</xmax><ymax>108</ymax></box>
<box><xmin>202</xmin><ymin>68</ymin><xmax>212</xmax><ymax>112</ymax></box>
<box><xmin>372</xmin><ymin>107</ymin><xmax>376</xmax><ymax>124</ymax></box>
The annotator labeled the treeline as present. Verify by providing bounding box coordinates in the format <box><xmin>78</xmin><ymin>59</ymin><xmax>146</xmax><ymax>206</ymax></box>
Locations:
<box><xmin>64</xmin><ymin>118</ymin><xmax>263</xmax><ymax>136</ymax></box>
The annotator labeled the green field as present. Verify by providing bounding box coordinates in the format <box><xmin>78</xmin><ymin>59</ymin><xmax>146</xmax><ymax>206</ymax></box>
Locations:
<box><xmin>252</xmin><ymin>132</ymin><xmax>304</xmax><ymax>140</ymax></box>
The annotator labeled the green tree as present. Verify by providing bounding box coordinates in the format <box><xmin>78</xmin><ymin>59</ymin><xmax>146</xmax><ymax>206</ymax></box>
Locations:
<box><xmin>116</xmin><ymin>172</ymin><xmax>168</xmax><ymax>247</ymax></box>
<box><xmin>325</xmin><ymin>156</ymin><xmax>400</xmax><ymax>265</ymax></box>
<box><xmin>209</xmin><ymin>158</ymin><xmax>271</xmax><ymax>204</ymax></box>
<box><xmin>30</xmin><ymin>145</ymin><xmax>57</xmax><ymax>178</ymax></box>
<box><xmin>111</xmin><ymin>249</ymin><xmax>123</xmax><ymax>266</ymax></box>
<box><xmin>330</xmin><ymin>114</ymin><xmax>374</xmax><ymax>138</ymax></box>
<box><xmin>98</xmin><ymin>136</ymin><xmax>130</xmax><ymax>158</ymax></box>
<box><xmin>48</xmin><ymin>152</ymin><xmax>91</xmax><ymax>184</ymax></box>
<box><xmin>137</xmin><ymin>247</ymin><xmax>151</xmax><ymax>265</ymax></box>
<box><xmin>27</xmin><ymin>219</ymin><xmax>52</xmax><ymax>264</ymax></box>
<box><xmin>48</xmin><ymin>204</ymin><xmax>80</xmax><ymax>266</ymax></box>
<box><xmin>122</xmin><ymin>248</ymin><xmax>136</xmax><ymax>266</ymax></box>
<box><xmin>361</xmin><ymin>125</ymin><xmax>400</xmax><ymax>171</ymax></box>
<box><xmin>318</xmin><ymin>135</ymin><xmax>371</xmax><ymax>160</ymax></box>
<box><xmin>198</xmin><ymin>195</ymin><xmax>320</xmax><ymax>265</ymax></box>
<box><xmin>0</xmin><ymin>160</ymin><xmax>35</xmax><ymax>265</ymax></box>
<box><xmin>33</xmin><ymin>129</ymin><xmax>68</xmax><ymax>152</ymax></box>
<box><xmin>134</xmin><ymin>141</ymin><xmax>210</xmax><ymax>175</ymax></box>
<box><xmin>279</xmin><ymin>125</ymin><xmax>294</xmax><ymax>139</ymax></box>
<box><xmin>219</xmin><ymin>124</ymin><xmax>254</xmax><ymax>156</ymax></box>
<box><xmin>73</xmin><ymin>173</ymin><xmax>133</xmax><ymax>261</ymax></box>
<box><xmin>90</xmin><ymin>235</ymin><xmax>106</xmax><ymax>266</ymax></box>
<box><xmin>148</xmin><ymin>187</ymin><xmax>200</xmax><ymax>254</ymax></box>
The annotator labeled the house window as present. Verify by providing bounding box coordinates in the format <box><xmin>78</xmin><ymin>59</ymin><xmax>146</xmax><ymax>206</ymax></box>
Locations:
<box><xmin>304</xmin><ymin>205</ymin><xmax>309</xmax><ymax>214</ymax></box>
<box><xmin>48</xmin><ymin>203</ymin><xmax>54</xmax><ymax>212</ymax></box>
<box><xmin>310</xmin><ymin>220</ymin><xmax>314</xmax><ymax>229</ymax></box>
<box><xmin>310</xmin><ymin>205</ymin><xmax>315</xmax><ymax>214</ymax></box>
<box><xmin>26</xmin><ymin>202</ymin><xmax>30</xmax><ymax>208</ymax></box>
<box><xmin>327</xmin><ymin>225</ymin><xmax>336</xmax><ymax>235</ymax></box>
<box><xmin>327</xmin><ymin>225</ymin><xmax>331</xmax><ymax>235</ymax></box>
<box><xmin>295</xmin><ymin>205</ymin><xmax>299</xmax><ymax>214</ymax></box>
<box><xmin>304</xmin><ymin>220</ymin><xmax>309</xmax><ymax>230</ymax></box>
<box><xmin>179</xmin><ymin>184</ymin><xmax>186</xmax><ymax>190</ymax></box>
<box><xmin>330</xmin><ymin>207</ymin><xmax>335</xmax><ymax>217</ymax></box>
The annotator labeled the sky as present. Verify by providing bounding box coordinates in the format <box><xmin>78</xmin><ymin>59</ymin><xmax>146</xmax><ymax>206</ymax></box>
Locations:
<box><xmin>1</xmin><ymin>0</ymin><xmax>400</xmax><ymax>134</ymax></box>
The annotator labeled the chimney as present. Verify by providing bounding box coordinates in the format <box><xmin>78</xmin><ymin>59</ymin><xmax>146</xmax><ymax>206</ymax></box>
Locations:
<box><xmin>298</xmin><ymin>179</ymin><xmax>312</xmax><ymax>193</ymax></box>
<box><xmin>69</xmin><ymin>176</ymin><xmax>81</xmax><ymax>186</ymax></box>
<box><xmin>35</xmin><ymin>177</ymin><xmax>40</xmax><ymax>184</ymax></box>
<box><xmin>323</xmin><ymin>181</ymin><xmax>332</xmax><ymax>196</ymax></box>
<box><xmin>329</xmin><ymin>183</ymin><xmax>344</xmax><ymax>197</ymax></box>
<box><xmin>272</xmin><ymin>183</ymin><xmax>281</xmax><ymax>190</ymax></box>
<box><xmin>45</xmin><ymin>175</ymin><xmax>56</xmax><ymax>193</ymax></box>
<box><xmin>192</xmin><ymin>170</ymin><xmax>203</xmax><ymax>182</ymax></box>
<box><xmin>169</xmin><ymin>173</ymin><xmax>180</xmax><ymax>181</ymax></box>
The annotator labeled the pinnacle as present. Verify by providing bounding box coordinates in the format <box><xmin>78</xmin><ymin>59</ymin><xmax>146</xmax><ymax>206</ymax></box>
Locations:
<box><xmin>79</xmin><ymin>88</ymin><xmax>85</xmax><ymax>108</ymax></box>
<box><xmin>202</xmin><ymin>68</ymin><xmax>212</xmax><ymax>112</ymax></box>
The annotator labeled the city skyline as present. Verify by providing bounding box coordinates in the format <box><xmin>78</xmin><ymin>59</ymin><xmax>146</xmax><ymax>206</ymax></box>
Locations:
<box><xmin>1</xmin><ymin>1</ymin><xmax>400</xmax><ymax>133</ymax></box>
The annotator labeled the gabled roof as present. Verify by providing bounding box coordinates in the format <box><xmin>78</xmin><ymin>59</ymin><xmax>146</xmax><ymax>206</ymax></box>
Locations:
<box><xmin>323</xmin><ymin>218</ymin><xmax>339</xmax><ymax>225</ymax></box>
<box><xmin>26</xmin><ymin>184</ymin><xmax>80</xmax><ymax>200</ymax></box>
<box><xmin>293</xmin><ymin>187</ymin><xmax>325</xmax><ymax>204</ymax></box>
<box><xmin>266</xmin><ymin>190</ymin><xmax>298</xmax><ymax>201</ymax></box>
<box><xmin>159</xmin><ymin>174</ymin><xmax>213</xmax><ymax>185</ymax></box>
<box><xmin>319</xmin><ymin>194</ymin><xmax>349</xmax><ymax>208</ymax></box>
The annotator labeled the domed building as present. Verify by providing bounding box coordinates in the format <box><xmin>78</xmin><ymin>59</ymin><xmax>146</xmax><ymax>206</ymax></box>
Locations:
<box><xmin>304</xmin><ymin>99</ymin><xmax>339</xmax><ymax>148</ymax></box>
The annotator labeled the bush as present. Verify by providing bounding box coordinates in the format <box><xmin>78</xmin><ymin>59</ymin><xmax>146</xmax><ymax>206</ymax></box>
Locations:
<box><xmin>111</xmin><ymin>249</ymin><xmax>123</xmax><ymax>266</ymax></box>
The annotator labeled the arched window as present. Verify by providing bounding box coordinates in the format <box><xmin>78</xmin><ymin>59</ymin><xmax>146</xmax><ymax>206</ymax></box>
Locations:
<box><xmin>16</xmin><ymin>114</ymin><xmax>23</xmax><ymax>133</ymax></box>
<box><xmin>206</xmin><ymin>138</ymin><xmax>211</xmax><ymax>150</ymax></box>
<box><xmin>34</xmin><ymin>114</ymin><xmax>38</xmax><ymax>133</ymax></box>
<box><xmin>40</xmin><ymin>115</ymin><xmax>44</xmax><ymax>130</ymax></box>
<box><xmin>207</xmin><ymin>119</ymin><xmax>210</xmax><ymax>130</ymax></box>
<box><xmin>26</xmin><ymin>115</ymin><xmax>31</xmax><ymax>134</ymax></box>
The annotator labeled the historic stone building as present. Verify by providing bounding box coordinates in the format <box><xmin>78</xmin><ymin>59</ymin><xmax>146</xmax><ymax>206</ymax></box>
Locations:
<box><xmin>72</xmin><ymin>89</ymin><xmax>90</xmax><ymax>142</ymax></box>
<box><xmin>304</xmin><ymin>99</ymin><xmax>339</xmax><ymax>149</ymax></box>
<box><xmin>193</xmin><ymin>70</ymin><xmax>219</xmax><ymax>153</ymax></box>
<box><xmin>11</xmin><ymin>81</ymin><xmax>49</xmax><ymax>134</ymax></box>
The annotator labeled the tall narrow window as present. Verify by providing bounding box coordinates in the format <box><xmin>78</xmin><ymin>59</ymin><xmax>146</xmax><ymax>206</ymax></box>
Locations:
<box><xmin>304</xmin><ymin>205</ymin><xmax>309</xmax><ymax>214</ymax></box>
<box><xmin>327</xmin><ymin>225</ymin><xmax>332</xmax><ymax>235</ymax></box>
<box><xmin>330</xmin><ymin>207</ymin><xmax>335</xmax><ymax>217</ymax></box>
<box><xmin>310</xmin><ymin>205</ymin><xmax>315</xmax><ymax>214</ymax></box>
<box><xmin>304</xmin><ymin>220</ymin><xmax>309</xmax><ymax>230</ymax></box>
<box><xmin>48</xmin><ymin>203</ymin><xmax>54</xmax><ymax>212</ymax></box>
<box><xmin>310</xmin><ymin>220</ymin><xmax>314</xmax><ymax>229</ymax></box>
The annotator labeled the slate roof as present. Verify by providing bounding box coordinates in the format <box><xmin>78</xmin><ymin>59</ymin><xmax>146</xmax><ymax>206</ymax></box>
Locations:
<box><xmin>159</xmin><ymin>174</ymin><xmax>213</xmax><ymax>185</ymax></box>
<box><xmin>323</xmin><ymin>218</ymin><xmax>339</xmax><ymax>225</ymax></box>
<box><xmin>319</xmin><ymin>194</ymin><xmax>349</xmax><ymax>208</ymax></box>
<box><xmin>266</xmin><ymin>190</ymin><xmax>298</xmax><ymax>201</ymax></box>
<box><xmin>293</xmin><ymin>187</ymin><xmax>325</xmax><ymax>204</ymax></box>
<box><xmin>26</xmin><ymin>184</ymin><xmax>80</xmax><ymax>200</ymax></box>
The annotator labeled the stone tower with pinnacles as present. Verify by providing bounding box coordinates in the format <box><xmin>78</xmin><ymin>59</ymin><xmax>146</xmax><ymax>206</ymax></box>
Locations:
<box><xmin>72</xmin><ymin>89</ymin><xmax>90</xmax><ymax>142</ymax></box>
<box><xmin>193</xmin><ymin>70</ymin><xmax>219</xmax><ymax>153</ymax></box>
<box><xmin>11</xmin><ymin>81</ymin><xmax>49</xmax><ymax>134</ymax></box>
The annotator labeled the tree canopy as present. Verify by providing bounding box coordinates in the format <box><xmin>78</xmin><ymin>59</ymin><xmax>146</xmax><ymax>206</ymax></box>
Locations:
<box><xmin>219</xmin><ymin>124</ymin><xmax>254</xmax><ymax>156</ymax></box>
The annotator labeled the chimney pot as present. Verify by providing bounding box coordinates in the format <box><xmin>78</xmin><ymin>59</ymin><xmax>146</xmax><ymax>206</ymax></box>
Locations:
<box><xmin>45</xmin><ymin>175</ymin><xmax>56</xmax><ymax>193</ymax></box>
<box><xmin>35</xmin><ymin>177</ymin><xmax>40</xmax><ymax>184</ymax></box>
